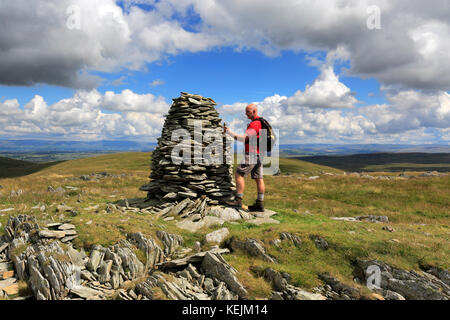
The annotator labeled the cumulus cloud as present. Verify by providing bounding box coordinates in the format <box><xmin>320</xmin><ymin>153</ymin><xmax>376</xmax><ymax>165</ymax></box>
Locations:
<box><xmin>0</xmin><ymin>0</ymin><xmax>131</xmax><ymax>88</ymax></box>
<box><xmin>219</xmin><ymin>64</ymin><xmax>449</xmax><ymax>144</ymax></box>
<box><xmin>2</xmin><ymin>0</ymin><xmax>449</xmax><ymax>91</ymax></box>
<box><xmin>0</xmin><ymin>99</ymin><xmax>21</xmax><ymax>117</ymax></box>
<box><xmin>361</xmin><ymin>90</ymin><xmax>450</xmax><ymax>134</ymax></box>
<box><xmin>285</xmin><ymin>65</ymin><xmax>358</xmax><ymax>110</ymax></box>
<box><xmin>102</xmin><ymin>89</ymin><xmax>169</xmax><ymax>112</ymax></box>
<box><xmin>0</xmin><ymin>89</ymin><xmax>169</xmax><ymax>140</ymax></box>
<box><xmin>1</xmin><ymin>0</ymin><xmax>449</xmax><ymax>143</ymax></box>
<box><xmin>152</xmin><ymin>0</ymin><xmax>450</xmax><ymax>91</ymax></box>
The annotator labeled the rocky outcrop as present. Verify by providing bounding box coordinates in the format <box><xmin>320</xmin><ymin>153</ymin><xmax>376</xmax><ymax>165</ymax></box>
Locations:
<box><xmin>1</xmin><ymin>215</ymin><xmax>251</xmax><ymax>300</ymax></box>
<box><xmin>331</xmin><ymin>215</ymin><xmax>389</xmax><ymax>223</ymax></box>
<box><xmin>201</xmin><ymin>252</ymin><xmax>248</xmax><ymax>299</ymax></box>
<box><xmin>252</xmin><ymin>267</ymin><xmax>326</xmax><ymax>300</ymax></box>
<box><xmin>318</xmin><ymin>273</ymin><xmax>362</xmax><ymax>300</ymax></box>
<box><xmin>155</xmin><ymin>230</ymin><xmax>184</xmax><ymax>257</ymax></box>
<box><xmin>227</xmin><ymin>237</ymin><xmax>276</xmax><ymax>263</ymax></box>
<box><xmin>205</xmin><ymin>228</ymin><xmax>229</xmax><ymax>244</ymax></box>
<box><xmin>279</xmin><ymin>232</ymin><xmax>302</xmax><ymax>247</ymax></box>
<box><xmin>309</xmin><ymin>235</ymin><xmax>329</xmax><ymax>250</ymax></box>
<box><xmin>355</xmin><ymin>259</ymin><xmax>450</xmax><ymax>300</ymax></box>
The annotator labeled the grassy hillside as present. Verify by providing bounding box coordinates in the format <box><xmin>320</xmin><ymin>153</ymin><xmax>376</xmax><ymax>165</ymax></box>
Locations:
<box><xmin>0</xmin><ymin>152</ymin><xmax>448</xmax><ymax>299</ymax></box>
<box><xmin>0</xmin><ymin>156</ymin><xmax>62</xmax><ymax>178</ymax></box>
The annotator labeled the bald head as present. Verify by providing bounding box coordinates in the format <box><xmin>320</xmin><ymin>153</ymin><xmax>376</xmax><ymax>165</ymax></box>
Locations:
<box><xmin>245</xmin><ymin>104</ymin><xmax>259</xmax><ymax>120</ymax></box>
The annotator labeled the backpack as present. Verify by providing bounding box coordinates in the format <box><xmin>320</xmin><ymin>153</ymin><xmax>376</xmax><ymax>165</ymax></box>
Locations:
<box><xmin>254</xmin><ymin>117</ymin><xmax>276</xmax><ymax>153</ymax></box>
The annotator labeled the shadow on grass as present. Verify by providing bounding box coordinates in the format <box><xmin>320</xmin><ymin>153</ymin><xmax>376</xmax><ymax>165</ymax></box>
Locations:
<box><xmin>0</xmin><ymin>157</ymin><xmax>65</xmax><ymax>178</ymax></box>
<box><xmin>298</xmin><ymin>153</ymin><xmax>450</xmax><ymax>172</ymax></box>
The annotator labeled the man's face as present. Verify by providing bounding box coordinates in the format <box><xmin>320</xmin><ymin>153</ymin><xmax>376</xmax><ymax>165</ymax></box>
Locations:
<box><xmin>245</xmin><ymin>106</ymin><xmax>254</xmax><ymax>119</ymax></box>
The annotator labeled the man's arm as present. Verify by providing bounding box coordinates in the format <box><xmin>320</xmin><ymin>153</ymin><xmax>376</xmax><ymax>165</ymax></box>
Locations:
<box><xmin>224</xmin><ymin>123</ymin><xmax>247</xmax><ymax>143</ymax></box>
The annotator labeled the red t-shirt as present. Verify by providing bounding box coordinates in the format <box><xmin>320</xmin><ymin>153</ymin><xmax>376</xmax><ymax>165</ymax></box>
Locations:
<box><xmin>245</xmin><ymin>118</ymin><xmax>262</xmax><ymax>154</ymax></box>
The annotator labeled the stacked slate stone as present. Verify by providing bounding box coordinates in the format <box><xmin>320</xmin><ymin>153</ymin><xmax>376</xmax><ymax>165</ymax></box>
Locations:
<box><xmin>140</xmin><ymin>92</ymin><xmax>235</xmax><ymax>205</ymax></box>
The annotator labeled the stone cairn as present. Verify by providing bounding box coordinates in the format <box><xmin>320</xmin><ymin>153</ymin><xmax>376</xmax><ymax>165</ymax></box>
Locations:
<box><xmin>140</xmin><ymin>92</ymin><xmax>236</xmax><ymax>206</ymax></box>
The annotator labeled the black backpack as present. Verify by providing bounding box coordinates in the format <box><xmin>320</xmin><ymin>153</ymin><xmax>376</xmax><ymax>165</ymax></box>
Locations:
<box><xmin>254</xmin><ymin>117</ymin><xmax>276</xmax><ymax>153</ymax></box>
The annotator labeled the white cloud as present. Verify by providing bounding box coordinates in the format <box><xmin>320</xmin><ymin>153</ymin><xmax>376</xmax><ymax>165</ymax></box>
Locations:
<box><xmin>0</xmin><ymin>89</ymin><xmax>169</xmax><ymax>140</ymax></box>
<box><xmin>0</xmin><ymin>99</ymin><xmax>21</xmax><ymax>117</ymax></box>
<box><xmin>0</xmin><ymin>0</ymin><xmax>131</xmax><ymax>88</ymax></box>
<box><xmin>1</xmin><ymin>0</ymin><xmax>449</xmax><ymax>91</ymax></box>
<box><xmin>150</xmin><ymin>79</ymin><xmax>165</xmax><ymax>87</ymax></box>
<box><xmin>361</xmin><ymin>90</ymin><xmax>450</xmax><ymax>134</ymax></box>
<box><xmin>285</xmin><ymin>65</ymin><xmax>358</xmax><ymax>110</ymax></box>
<box><xmin>219</xmin><ymin>64</ymin><xmax>449</xmax><ymax>144</ymax></box>
<box><xmin>102</xmin><ymin>89</ymin><xmax>169</xmax><ymax>112</ymax></box>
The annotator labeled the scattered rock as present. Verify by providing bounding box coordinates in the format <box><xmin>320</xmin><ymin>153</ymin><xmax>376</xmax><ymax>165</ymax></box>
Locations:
<box><xmin>39</xmin><ymin>230</ymin><xmax>66</xmax><ymax>239</ymax></box>
<box><xmin>279</xmin><ymin>232</ymin><xmax>302</xmax><ymax>247</ymax></box>
<box><xmin>318</xmin><ymin>273</ymin><xmax>362</xmax><ymax>300</ymax></box>
<box><xmin>2</xmin><ymin>282</ymin><xmax>19</xmax><ymax>296</ymax></box>
<box><xmin>201</xmin><ymin>252</ymin><xmax>248</xmax><ymax>299</ymax></box>
<box><xmin>205</xmin><ymin>228</ymin><xmax>229</xmax><ymax>244</ymax></box>
<box><xmin>356</xmin><ymin>215</ymin><xmax>389</xmax><ymax>223</ymax></box>
<box><xmin>355</xmin><ymin>259</ymin><xmax>450</xmax><ymax>300</ymax></box>
<box><xmin>227</xmin><ymin>237</ymin><xmax>276</xmax><ymax>263</ymax></box>
<box><xmin>254</xmin><ymin>267</ymin><xmax>326</xmax><ymax>300</ymax></box>
<box><xmin>208</xmin><ymin>206</ymin><xmax>242</xmax><ymax>221</ymax></box>
<box><xmin>309</xmin><ymin>235</ymin><xmax>329</xmax><ymax>250</ymax></box>
<box><xmin>156</xmin><ymin>230</ymin><xmax>183</xmax><ymax>257</ymax></box>
<box><xmin>157</xmin><ymin>248</ymin><xmax>230</xmax><ymax>270</ymax></box>
<box><xmin>194</xmin><ymin>241</ymin><xmax>202</xmax><ymax>253</ymax></box>
<box><xmin>58</xmin><ymin>223</ymin><xmax>76</xmax><ymax>230</ymax></box>
<box><xmin>382</xmin><ymin>226</ymin><xmax>396</xmax><ymax>232</ymax></box>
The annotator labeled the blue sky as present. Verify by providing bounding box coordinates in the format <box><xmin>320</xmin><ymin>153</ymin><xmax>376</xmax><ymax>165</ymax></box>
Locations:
<box><xmin>0</xmin><ymin>49</ymin><xmax>382</xmax><ymax>107</ymax></box>
<box><xmin>0</xmin><ymin>1</ymin><xmax>449</xmax><ymax>144</ymax></box>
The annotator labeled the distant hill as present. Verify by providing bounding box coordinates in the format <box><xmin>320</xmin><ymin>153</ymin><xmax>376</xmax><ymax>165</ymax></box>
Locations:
<box><xmin>298</xmin><ymin>153</ymin><xmax>450</xmax><ymax>172</ymax></box>
<box><xmin>0</xmin><ymin>156</ymin><xmax>63</xmax><ymax>178</ymax></box>
<box><xmin>1</xmin><ymin>140</ymin><xmax>448</xmax><ymax>155</ymax></box>
<box><xmin>0</xmin><ymin>140</ymin><xmax>157</xmax><ymax>153</ymax></box>
<box><xmin>279</xmin><ymin>144</ymin><xmax>450</xmax><ymax>157</ymax></box>
<box><xmin>0</xmin><ymin>152</ymin><xmax>342</xmax><ymax>179</ymax></box>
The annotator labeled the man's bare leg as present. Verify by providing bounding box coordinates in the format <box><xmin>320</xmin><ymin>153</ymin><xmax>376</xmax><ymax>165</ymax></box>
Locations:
<box><xmin>236</xmin><ymin>172</ymin><xmax>245</xmax><ymax>195</ymax></box>
<box><xmin>226</xmin><ymin>172</ymin><xmax>246</xmax><ymax>208</ymax></box>
<box><xmin>255</xmin><ymin>178</ymin><xmax>265</xmax><ymax>194</ymax></box>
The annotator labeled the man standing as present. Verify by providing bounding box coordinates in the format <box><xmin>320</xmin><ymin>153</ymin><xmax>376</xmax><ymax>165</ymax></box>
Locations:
<box><xmin>223</xmin><ymin>104</ymin><xmax>265</xmax><ymax>212</ymax></box>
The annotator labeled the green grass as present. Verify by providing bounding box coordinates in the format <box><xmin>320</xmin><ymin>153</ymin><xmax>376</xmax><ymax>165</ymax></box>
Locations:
<box><xmin>0</xmin><ymin>152</ymin><xmax>449</xmax><ymax>299</ymax></box>
<box><xmin>278</xmin><ymin>157</ymin><xmax>343</xmax><ymax>175</ymax></box>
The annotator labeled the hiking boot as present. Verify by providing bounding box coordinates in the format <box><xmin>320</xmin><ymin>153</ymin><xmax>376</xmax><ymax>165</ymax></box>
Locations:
<box><xmin>248</xmin><ymin>200</ymin><xmax>264</xmax><ymax>212</ymax></box>
<box><xmin>226</xmin><ymin>196</ymin><xmax>244</xmax><ymax>209</ymax></box>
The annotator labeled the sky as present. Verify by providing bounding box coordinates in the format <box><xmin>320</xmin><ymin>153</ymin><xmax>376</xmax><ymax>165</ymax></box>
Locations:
<box><xmin>0</xmin><ymin>0</ymin><xmax>449</xmax><ymax>144</ymax></box>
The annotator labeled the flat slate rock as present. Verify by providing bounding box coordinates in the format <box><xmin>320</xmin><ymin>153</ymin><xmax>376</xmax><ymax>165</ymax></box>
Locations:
<box><xmin>0</xmin><ymin>277</ymin><xmax>16</xmax><ymax>290</ymax></box>
<box><xmin>157</xmin><ymin>248</ymin><xmax>230</xmax><ymax>269</ymax></box>
<box><xmin>58</xmin><ymin>223</ymin><xmax>76</xmax><ymax>230</ymax></box>
<box><xmin>251</xmin><ymin>209</ymin><xmax>278</xmax><ymax>219</ymax></box>
<box><xmin>0</xmin><ymin>262</ymin><xmax>14</xmax><ymax>272</ymax></box>
<box><xmin>176</xmin><ymin>216</ymin><xmax>225</xmax><ymax>232</ymax></box>
<box><xmin>247</xmin><ymin>217</ymin><xmax>280</xmax><ymax>226</ymax></box>
<box><xmin>39</xmin><ymin>230</ymin><xmax>66</xmax><ymax>239</ymax></box>
<box><xmin>46</xmin><ymin>222</ymin><xmax>63</xmax><ymax>228</ymax></box>
<box><xmin>61</xmin><ymin>235</ymin><xmax>79</xmax><ymax>243</ymax></box>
